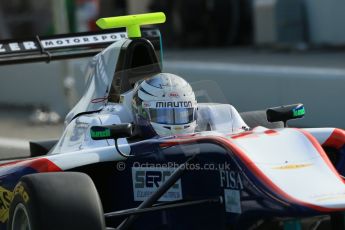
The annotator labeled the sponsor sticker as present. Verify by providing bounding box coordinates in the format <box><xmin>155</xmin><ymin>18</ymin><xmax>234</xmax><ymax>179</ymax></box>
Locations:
<box><xmin>142</xmin><ymin>100</ymin><xmax>197</xmax><ymax>108</ymax></box>
<box><xmin>219</xmin><ymin>169</ymin><xmax>243</xmax><ymax>214</ymax></box>
<box><xmin>224</xmin><ymin>189</ymin><xmax>241</xmax><ymax>214</ymax></box>
<box><xmin>0</xmin><ymin>33</ymin><xmax>126</xmax><ymax>53</ymax></box>
<box><xmin>156</xmin><ymin>101</ymin><xmax>194</xmax><ymax>108</ymax></box>
<box><xmin>0</xmin><ymin>187</ymin><xmax>13</xmax><ymax>223</ymax></box>
<box><xmin>0</xmin><ymin>183</ymin><xmax>30</xmax><ymax>223</ymax></box>
<box><xmin>13</xmin><ymin>183</ymin><xmax>29</xmax><ymax>203</ymax></box>
<box><xmin>132</xmin><ymin>167</ymin><xmax>182</xmax><ymax>201</ymax></box>
<box><xmin>312</xmin><ymin>192</ymin><xmax>345</xmax><ymax>202</ymax></box>
<box><xmin>69</xmin><ymin>120</ymin><xmax>89</xmax><ymax>142</ymax></box>
<box><xmin>0</xmin><ymin>30</ymin><xmax>159</xmax><ymax>54</ymax></box>
<box><xmin>219</xmin><ymin>169</ymin><xmax>243</xmax><ymax>190</ymax></box>
<box><xmin>272</xmin><ymin>163</ymin><xmax>312</xmax><ymax>170</ymax></box>
<box><xmin>173</xmin><ymin>126</ymin><xmax>183</xmax><ymax>131</ymax></box>
<box><xmin>168</xmin><ymin>92</ymin><xmax>179</xmax><ymax>98</ymax></box>
<box><xmin>42</xmin><ymin>33</ymin><xmax>127</xmax><ymax>49</ymax></box>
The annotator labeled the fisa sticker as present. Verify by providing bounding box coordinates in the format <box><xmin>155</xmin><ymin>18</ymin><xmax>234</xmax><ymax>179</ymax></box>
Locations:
<box><xmin>224</xmin><ymin>189</ymin><xmax>241</xmax><ymax>214</ymax></box>
<box><xmin>132</xmin><ymin>167</ymin><xmax>182</xmax><ymax>202</ymax></box>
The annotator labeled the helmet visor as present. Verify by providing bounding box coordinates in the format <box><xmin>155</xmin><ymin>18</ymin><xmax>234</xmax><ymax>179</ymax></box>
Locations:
<box><xmin>148</xmin><ymin>108</ymin><xmax>195</xmax><ymax>125</ymax></box>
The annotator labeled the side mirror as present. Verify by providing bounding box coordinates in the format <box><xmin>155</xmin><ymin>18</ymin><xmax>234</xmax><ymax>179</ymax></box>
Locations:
<box><xmin>90</xmin><ymin>123</ymin><xmax>133</xmax><ymax>140</ymax></box>
<box><xmin>266</xmin><ymin>104</ymin><xmax>305</xmax><ymax>127</ymax></box>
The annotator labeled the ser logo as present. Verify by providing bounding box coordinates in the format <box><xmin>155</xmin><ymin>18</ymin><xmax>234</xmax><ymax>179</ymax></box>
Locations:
<box><xmin>134</xmin><ymin>170</ymin><xmax>179</xmax><ymax>189</ymax></box>
<box><xmin>132</xmin><ymin>167</ymin><xmax>182</xmax><ymax>201</ymax></box>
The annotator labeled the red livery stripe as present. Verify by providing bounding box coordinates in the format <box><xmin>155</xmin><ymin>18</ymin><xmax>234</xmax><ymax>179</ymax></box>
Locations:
<box><xmin>26</xmin><ymin>158</ymin><xmax>62</xmax><ymax>172</ymax></box>
<box><xmin>323</xmin><ymin>128</ymin><xmax>345</xmax><ymax>150</ymax></box>
<box><xmin>0</xmin><ymin>158</ymin><xmax>62</xmax><ymax>172</ymax></box>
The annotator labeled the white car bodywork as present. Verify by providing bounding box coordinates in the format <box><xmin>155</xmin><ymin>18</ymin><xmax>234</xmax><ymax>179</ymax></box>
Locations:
<box><xmin>41</xmin><ymin>37</ymin><xmax>345</xmax><ymax>212</ymax></box>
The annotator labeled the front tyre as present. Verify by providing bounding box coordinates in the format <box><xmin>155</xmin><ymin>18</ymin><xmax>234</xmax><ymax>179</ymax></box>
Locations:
<box><xmin>8</xmin><ymin>172</ymin><xmax>105</xmax><ymax>230</ymax></box>
<box><xmin>11</xmin><ymin>203</ymin><xmax>32</xmax><ymax>230</ymax></box>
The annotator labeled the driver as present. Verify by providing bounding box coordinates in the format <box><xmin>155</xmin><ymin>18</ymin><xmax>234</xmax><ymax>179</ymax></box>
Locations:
<box><xmin>132</xmin><ymin>73</ymin><xmax>197</xmax><ymax>138</ymax></box>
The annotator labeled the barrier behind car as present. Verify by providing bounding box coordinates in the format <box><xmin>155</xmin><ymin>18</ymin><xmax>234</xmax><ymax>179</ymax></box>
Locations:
<box><xmin>0</xmin><ymin>52</ymin><xmax>344</xmax><ymax>128</ymax></box>
<box><xmin>165</xmin><ymin>60</ymin><xmax>345</xmax><ymax>128</ymax></box>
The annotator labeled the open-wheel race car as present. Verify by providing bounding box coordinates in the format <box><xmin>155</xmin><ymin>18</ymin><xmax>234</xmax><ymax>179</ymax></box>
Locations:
<box><xmin>0</xmin><ymin>12</ymin><xmax>345</xmax><ymax>230</ymax></box>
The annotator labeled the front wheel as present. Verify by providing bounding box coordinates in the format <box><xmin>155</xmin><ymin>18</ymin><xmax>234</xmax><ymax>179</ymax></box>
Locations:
<box><xmin>8</xmin><ymin>172</ymin><xmax>105</xmax><ymax>230</ymax></box>
<box><xmin>11</xmin><ymin>203</ymin><xmax>31</xmax><ymax>230</ymax></box>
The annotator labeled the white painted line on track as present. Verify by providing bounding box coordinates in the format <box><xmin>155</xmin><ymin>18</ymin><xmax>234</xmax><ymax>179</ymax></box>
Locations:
<box><xmin>0</xmin><ymin>137</ymin><xmax>29</xmax><ymax>149</ymax></box>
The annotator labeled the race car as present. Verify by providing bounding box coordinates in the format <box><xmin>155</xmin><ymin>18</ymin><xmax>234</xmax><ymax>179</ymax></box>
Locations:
<box><xmin>0</xmin><ymin>12</ymin><xmax>344</xmax><ymax>230</ymax></box>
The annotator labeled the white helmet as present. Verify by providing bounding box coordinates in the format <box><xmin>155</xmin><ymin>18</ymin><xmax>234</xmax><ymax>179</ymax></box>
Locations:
<box><xmin>132</xmin><ymin>73</ymin><xmax>197</xmax><ymax>137</ymax></box>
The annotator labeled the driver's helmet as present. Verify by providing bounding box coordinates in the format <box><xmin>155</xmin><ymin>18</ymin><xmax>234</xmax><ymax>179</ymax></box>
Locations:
<box><xmin>132</xmin><ymin>73</ymin><xmax>197</xmax><ymax>137</ymax></box>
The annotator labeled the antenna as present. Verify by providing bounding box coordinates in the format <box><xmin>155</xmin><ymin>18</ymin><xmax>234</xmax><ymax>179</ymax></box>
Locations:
<box><xmin>96</xmin><ymin>12</ymin><xmax>166</xmax><ymax>38</ymax></box>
